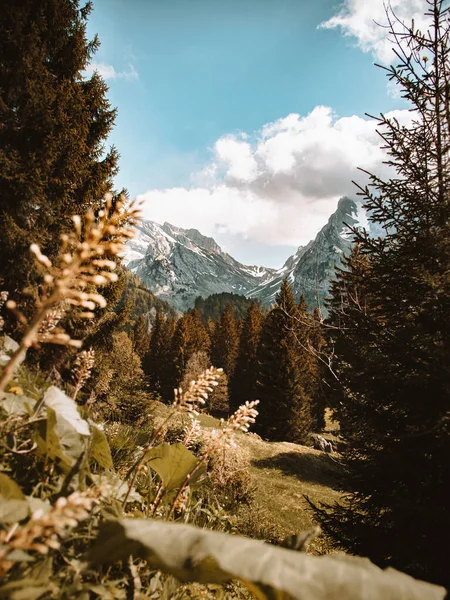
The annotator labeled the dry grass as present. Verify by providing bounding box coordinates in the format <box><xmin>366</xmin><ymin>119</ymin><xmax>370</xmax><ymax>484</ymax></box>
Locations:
<box><xmin>148</xmin><ymin>400</ymin><xmax>346</xmax><ymax>553</ymax></box>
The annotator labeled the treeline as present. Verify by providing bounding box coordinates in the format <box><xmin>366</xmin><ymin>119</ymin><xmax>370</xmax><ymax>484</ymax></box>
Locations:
<box><xmin>193</xmin><ymin>292</ymin><xmax>254</xmax><ymax>323</ymax></box>
<box><xmin>136</xmin><ymin>279</ymin><xmax>326</xmax><ymax>443</ymax></box>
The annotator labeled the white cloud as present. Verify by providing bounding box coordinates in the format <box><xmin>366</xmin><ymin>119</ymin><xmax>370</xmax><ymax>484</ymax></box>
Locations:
<box><xmin>319</xmin><ymin>0</ymin><xmax>429</xmax><ymax>64</ymax></box>
<box><xmin>214</xmin><ymin>136</ymin><xmax>258</xmax><ymax>182</ymax></box>
<box><xmin>85</xmin><ymin>62</ymin><xmax>138</xmax><ymax>82</ymax></box>
<box><xmin>137</xmin><ymin>106</ymin><xmax>411</xmax><ymax>248</ymax></box>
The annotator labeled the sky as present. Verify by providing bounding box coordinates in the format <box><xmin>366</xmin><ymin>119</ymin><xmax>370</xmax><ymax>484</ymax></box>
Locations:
<box><xmin>85</xmin><ymin>0</ymin><xmax>427</xmax><ymax>267</ymax></box>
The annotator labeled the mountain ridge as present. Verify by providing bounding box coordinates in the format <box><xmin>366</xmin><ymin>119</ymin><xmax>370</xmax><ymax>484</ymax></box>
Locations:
<box><xmin>124</xmin><ymin>197</ymin><xmax>366</xmax><ymax>312</ymax></box>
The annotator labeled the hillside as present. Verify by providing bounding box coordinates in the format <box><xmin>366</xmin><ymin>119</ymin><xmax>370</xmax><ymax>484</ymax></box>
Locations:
<box><xmin>149</xmin><ymin>402</ymin><xmax>346</xmax><ymax>548</ymax></box>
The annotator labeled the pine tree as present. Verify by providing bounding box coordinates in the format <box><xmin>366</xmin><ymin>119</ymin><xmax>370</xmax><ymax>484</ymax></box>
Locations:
<box><xmin>142</xmin><ymin>312</ymin><xmax>176</xmax><ymax>400</ymax></box>
<box><xmin>295</xmin><ymin>296</ymin><xmax>326</xmax><ymax>432</ymax></box>
<box><xmin>188</xmin><ymin>308</ymin><xmax>210</xmax><ymax>356</ymax></box>
<box><xmin>0</xmin><ymin>0</ymin><xmax>118</xmax><ymax>305</ymax></box>
<box><xmin>229</xmin><ymin>301</ymin><xmax>264</xmax><ymax>413</ymax></box>
<box><xmin>131</xmin><ymin>314</ymin><xmax>151</xmax><ymax>359</ymax></box>
<box><xmin>309</xmin><ymin>307</ymin><xmax>326</xmax><ymax>431</ymax></box>
<box><xmin>317</xmin><ymin>1</ymin><xmax>450</xmax><ymax>587</ymax></box>
<box><xmin>255</xmin><ymin>279</ymin><xmax>312</xmax><ymax>443</ymax></box>
<box><xmin>210</xmin><ymin>304</ymin><xmax>239</xmax><ymax>377</ymax></box>
<box><xmin>167</xmin><ymin>314</ymin><xmax>193</xmax><ymax>391</ymax></box>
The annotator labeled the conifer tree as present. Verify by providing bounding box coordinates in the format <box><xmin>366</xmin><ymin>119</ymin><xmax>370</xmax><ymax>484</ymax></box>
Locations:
<box><xmin>295</xmin><ymin>296</ymin><xmax>326</xmax><ymax>432</ymax></box>
<box><xmin>142</xmin><ymin>311</ymin><xmax>176</xmax><ymax>400</ymax></box>
<box><xmin>229</xmin><ymin>301</ymin><xmax>264</xmax><ymax>414</ymax></box>
<box><xmin>210</xmin><ymin>304</ymin><xmax>239</xmax><ymax>377</ymax></box>
<box><xmin>0</xmin><ymin>0</ymin><xmax>118</xmax><ymax>304</ymax></box>
<box><xmin>255</xmin><ymin>279</ymin><xmax>312</xmax><ymax>443</ymax></box>
<box><xmin>309</xmin><ymin>307</ymin><xmax>326</xmax><ymax>431</ymax></box>
<box><xmin>205</xmin><ymin>317</ymin><xmax>216</xmax><ymax>341</ymax></box>
<box><xmin>317</xmin><ymin>1</ymin><xmax>450</xmax><ymax>587</ymax></box>
<box><xmin>131</xmin><ymin>314</ymin><xmax>151</xmax><ymax>359</ymax></box>
<box><xmin>167</xmin><ymin>314</ymin><xmax>193</xmax><ymax>391</ymax></box>
<box><xmin>188</xmin><ymin>308</ymin><xmax>210</xmax><ymax>356</ymax></box>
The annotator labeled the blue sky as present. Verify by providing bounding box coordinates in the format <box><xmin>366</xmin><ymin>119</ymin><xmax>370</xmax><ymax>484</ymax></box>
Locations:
<box><xmin>86</xmin><ymin>0</ymin><xmax>422</xmax><ymax>267</ymax></box>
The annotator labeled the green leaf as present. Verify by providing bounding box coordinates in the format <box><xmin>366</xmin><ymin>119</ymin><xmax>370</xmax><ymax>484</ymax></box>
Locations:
<box><xmin>43</xmin><ymin>386</ymin><xmax>90</xmax><ymax>436</ymax></box>
<box><xmin>0</xmin><ymin>393</ymin><xmax>35</xmax><ymax>416</ymax></box>
<box><xmin>142</xmin><ymin>442</ymin><xmax>200</xmax><ymax>491</ymax></box>
<box><xmin>90</xmin><ymin>426</ymin><xmax>113</xmax><ymax>469</ymax></box>
<box><xmin>35</xmin><ymin>405</ymin><xmax>86</xmax><ymax>468</ymax></box>
<box><xmin>88</xmin><ymin>519</ymin><xmax>446</xmax><ymax>600</ymax></box>
<box><xmin>0</xmin><ymin>473</ymin><xmax>29</xmax><ymax>523</ymax></box>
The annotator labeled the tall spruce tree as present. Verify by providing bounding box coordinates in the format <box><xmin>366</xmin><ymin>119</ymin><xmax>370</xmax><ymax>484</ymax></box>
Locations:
<box><xmin>317</xmin><ymin>1</ymin><xmax>450</xmax><ymax>587</ymax></box>
<box><xmin>295</xmin><ymin>296</ymin><xmax>326</xmax><ymax>432</ymax></box>
<box><xmin>142</xmin><ymin>312</ymin><xmax>176</xmax><ymax>400</ymax></box>
<box><xmin>229</xmin><ymin>300</ymin><xmax>264</xmax><ymax>414</ymax></box>
<box><xmin>255</xmin><ymin>279</ymin><xmax>312</xmax><ymax>443</ymax></box>
<box><xmin>131</xmin><ymin>314</ymin><xmax>151</xmax><ymax>359</ymax></box>
<box><xmin>210</xmin><ymin>304</ymin><xmax>239</xmax><ymax>378</ymax></box>
<box><xmin>0</xmin><ymin>0</ymin><xmax>118</xmax><ymax>302</ymax></box>
<box><xmin>309</xmin><ymin>307</ymin><xmax>326</xmax><ymax>431</ymax></box>
<box><xmin>188</xmin><ymin>308</ymin><xmax>211</xmax><ymax>356</ymax></box>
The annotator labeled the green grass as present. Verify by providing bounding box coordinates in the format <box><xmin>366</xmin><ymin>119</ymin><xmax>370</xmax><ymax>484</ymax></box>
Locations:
<box><xmin>148</xmin><ymin>401</ymin><xmax>347</xmax><ymax>552</ymax></box>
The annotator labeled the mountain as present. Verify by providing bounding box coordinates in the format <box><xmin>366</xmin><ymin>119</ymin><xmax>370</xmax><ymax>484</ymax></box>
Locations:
<box><xmin>123</xmin><ymin>221</ymin><xmax>276</xmax><ymax>312</ymax></box>
<box><xmin>249</xmin><ymin>197</ymin><xmax>363</xmax><ymax>309</ymax></box>
<box><xmin>123</xmin><ymin>197</ymin><xmax>367</xmax><ymax>313</ymax></box>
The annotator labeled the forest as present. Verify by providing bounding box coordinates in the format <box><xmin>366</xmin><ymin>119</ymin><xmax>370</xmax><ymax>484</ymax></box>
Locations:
<box><xmin>0</xmin><ymin>0</ymin><xmax>448</xmax><ymax>598</ymax></box>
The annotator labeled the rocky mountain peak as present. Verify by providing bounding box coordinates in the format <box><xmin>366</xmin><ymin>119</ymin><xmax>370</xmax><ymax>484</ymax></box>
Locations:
<box><xmin>161</xmin><ymin>222</ymin><xmax>223</xmax><ymax>254</ymax></box>
<box><xmin>123</xmin><ymin>197</ymin><xmax>369</xmax><ymax>313</ymax></box>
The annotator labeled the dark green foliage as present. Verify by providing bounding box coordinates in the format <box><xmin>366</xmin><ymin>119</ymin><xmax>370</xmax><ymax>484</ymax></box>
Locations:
<box><xmin>194</xmin><ymin>293</ymin><xmax>254</xmax><ymax>323</ymax></box>
<box><xmin>187</xmin><ymin>308</ymin><xmax>211</xmax><ymax>356</ymax></box>
<box><xmin>142</xmin><ymin>311</ymin><xmax>176</xmax><ymax>400</ymax></box>
<box><xmin>295</xmin><ymin>297</ymin><xmax>326</xmax><ymax>433</ymax></box>
<box><xmin>119</xmin><ymin>270</ymin><xmax>178</xmax><ymax>321</ymax></box>
<box><xmin>166</xmin><ymin>311</ymin><xmax>210</xmax><ymax>393</ymax></box>
<box><xmin>229</xmin><ymin>301</ymin><xmax>264</xmax><ymax>414</ymax></box>
<box><xmin>210</xmin><ymin>304</ymin><xmax>239</xmax><ymax>377</ymax></box>
<box><xmin>317</xmin><ymin>1</ymin><xmax>450</xmax><ymax>587</ymax></box>
<box><xmin>0</xmin><ymin>0</ymin><xmax>117</xmax><ymax>307</ymax></box>
<box><xmin>255</xmin><ymin>280</ymin><xmax>312</xmax><ymax>444</ymax></box>
<box><xmin>309</xmin><ymin>308</ymin><xmax>326</xmax><ymax>431</ymax></box>
<box><xmin>132</xmin><ymin>314</ymin><xmax>151</xmax><ymax>359</ymax></box>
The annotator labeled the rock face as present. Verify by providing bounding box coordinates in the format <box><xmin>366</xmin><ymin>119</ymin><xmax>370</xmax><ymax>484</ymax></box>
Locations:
<box><xmin>123</xmin><ymin>197</ymin><xmax>368</xmax><ymax>312</ymax></box>
<box><xmin>123</xmin><ymin>221</ymin><xmax>276</xmax><ymax>312</ymax></box>
<box><xmin>249</xmin><ymin>197</ymin><xmax>362</xmax><ymax>309</ymax></box>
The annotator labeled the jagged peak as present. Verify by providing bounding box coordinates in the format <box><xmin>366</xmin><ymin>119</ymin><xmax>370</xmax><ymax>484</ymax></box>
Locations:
<box><xmin>161</xmin><ymin>222</ymin><xmax>223</xmax><ymax>254</ymax></box>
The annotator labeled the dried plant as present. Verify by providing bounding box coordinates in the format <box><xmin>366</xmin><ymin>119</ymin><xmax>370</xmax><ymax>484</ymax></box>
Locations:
<box><xmin>0</xmin><ymin>194</ymin><xmax>140</xmax><ymax>394</ymax></box>
<box><xmin>0</xmin><ymin>490</ymin><xmax>101</xmax><ymax>576</ymax></box>
<box><xmin>167</xmin><ymin>400</ymin><xmax>259</xmax><ymax>520</ymax></box>
<box><xmin>181</xmin><ymin>414</ymin><xmax>202</xmax><ymax>449</ymax></box>
<box><xmin>72</xmin><ymin>348</ymin><xmax>95</xmax><ymax>400</ymax></box>
<box><xmin>123</xmin><ymin>368</ymin><xmax>223</xmax><ymax>504</ymax></box>
<box><xmin>140</xmin><ymin>367</ymin><xmax>223</xmax><ymax>452</ymax></box>
<box><xmin>203</xmin><ymin>400</ymin><xmax>260</xmax><ymax>453</ymax></box>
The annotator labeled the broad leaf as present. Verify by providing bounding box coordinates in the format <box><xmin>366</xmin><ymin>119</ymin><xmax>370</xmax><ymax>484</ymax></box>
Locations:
<box><xmin>0</xmin><ymin>473</ymin><xmax>29</xmax><ymax>523</ymax></box>
<box><xmin>35</xmin><ymin>407</ymin><xmax>83</xmax><ymax>468</ymax></box>
<box><xmin>43</xmin><ymin>386</ymin><xmax>90</xmax><ymax>436</ymax></box>
<box><xmin>88</xmin><ymin>519</ymin><xmax>446</xmax><ymax>600</ymax></box>
<box><xmin>90</xmin><ymin>426</ymin><xmax>113</xmax><ymax>469</ymax></box>
<box><xmin>0</xmin><ymin>392</ymin><xmax>35</xmax><ymax>416</ymax></box>
<box><xmin>0</xmin><ymin>335</ymin><xmax>25</xmax><ymax>370</ymax></box>
<box><xmin>143</xmin><ymin>442</ymin><xmax>202</xmax><ymax>491</ymax></box>
<box><xmin>35</xmin><ymin>388</ymin><xmax>88</xmax><ymax>467</ymax></box>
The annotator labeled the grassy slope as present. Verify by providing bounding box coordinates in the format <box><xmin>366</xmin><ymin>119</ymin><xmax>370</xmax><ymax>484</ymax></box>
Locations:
<box><xmin>151</xmin><ymin>403</ymin><xmax>346</xmax><ymax>551</ymax></box>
